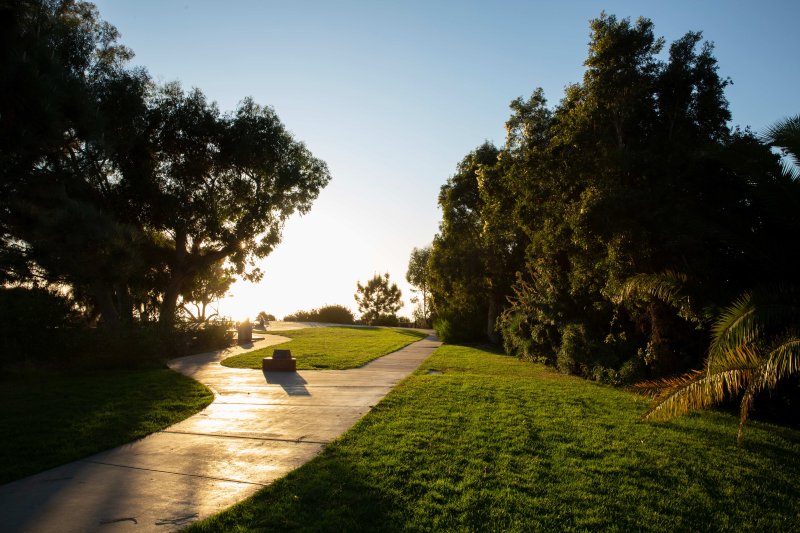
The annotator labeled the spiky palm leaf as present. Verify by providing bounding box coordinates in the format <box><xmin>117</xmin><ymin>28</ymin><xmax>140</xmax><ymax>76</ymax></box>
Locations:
<box><xmin>635</xmin><ymin>286</ymin><xmax>800</xmax><ymax>445</ymax></box>
<box><xmin>615</xmin><ymin>270</ymin><xmax>700</xmax><ymax>322</ymax></box>
<box><xmin>709</xmin><ymin>287</ymin><xmax>800</xmax><ymax>360</ymax></box>
<box><xmin>635</xmin><ymin>115</ymin><xmax>800</xmax><ymax>444</ymax></box>
<box><xmin>761</xmin><ymin>114</ymin><xmax>800</xmax><ymax>179</ymax></box>
<box><xmin>760</xmin><ymin>335</ymin><xmax>800</xmax><ymax>389</ymax></box>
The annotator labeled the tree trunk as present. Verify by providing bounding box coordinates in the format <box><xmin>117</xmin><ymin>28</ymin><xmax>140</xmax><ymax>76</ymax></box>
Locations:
<box><xmin>486</xmin><ymin>296</ymin><xmax>500</xmax><ymax>344</ymax></box>
<box><xmin>159</xmin><ymin>275</ymin><xmax>183</xmax><ymax>328</ymax></box>
<box><xmin>115</xmin><ymin>283</ymin><xmax>133</xmax><ymax>324</ymax></box>
<box><xmin>160</xmin><ymin>229</ymin><xmax>188</xmax><ymax>329</ymax></box>
<box><xmin>92</xmin><ymin>281</ymin><xmax>120</xmax><ymax>328</ymax></box>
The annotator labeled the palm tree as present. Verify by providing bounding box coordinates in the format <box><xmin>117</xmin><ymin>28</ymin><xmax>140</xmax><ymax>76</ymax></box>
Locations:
<box><xmin>634</xmin><ymin>288</ymin><xmax>800</xmax><ymax>444</ymax></box>
<box><xmin>631</xmin><ymin>115</ymin><xmax>800</xmax><ymax>445</ymax></box>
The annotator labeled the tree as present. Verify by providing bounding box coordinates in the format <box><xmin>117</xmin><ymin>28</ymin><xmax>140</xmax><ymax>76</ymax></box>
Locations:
<box><xmin>0</xmin><ymin>0</ymin><xmax>144</xmax><ymax>319</ymax></box>
<box><xmin>179</xmin><ymin>261</ymin><xmax>233</xmax><ymax>323</ymax></box>
<box><xmin>635</xmin><ymin>287</ymin><xmax>800</xmax><ymax>445</ymax></box>
<box><xmin>633</xmin><ymin>115</ymin><xmax>800</xmax><ymax>444</ymax></box>
<box><xmin>429</xmin><ymin>143</ymin><xmax>507</xmax><ymax>342</ymax></box>
<box><xmin>139</xmin><ymin>85</ymin><xmax>331</xmax><ymax>326</ymax></box>
<box><xmin>0</xmin><ymin>1</ymin><xmax>332</xmax><ymax>330</ymax></box>
<box><xmin>406</xmin><ymin>246</ymin><xmax>432</xmax><ymax>326</ymax></box>
<box><xmin>494</xmin><ymin>14</ymin><xmax>748</xmax><ymax>381</ymax></box>
<box><xmin>354</xmin><ymin>273</ymin><xmax>402</xmax><ymax>325</ymax></box>
<box><xmin>256</xmin><ymin>311</ymin><xmax>275</xmax><ymax>328</ymax></box>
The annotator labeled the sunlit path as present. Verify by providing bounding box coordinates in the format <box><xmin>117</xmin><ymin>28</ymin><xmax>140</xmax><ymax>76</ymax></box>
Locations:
<box><xmin>0</xmin><ymin>328</ymin><xmax>440</xmax><ymax>532</ymax></box>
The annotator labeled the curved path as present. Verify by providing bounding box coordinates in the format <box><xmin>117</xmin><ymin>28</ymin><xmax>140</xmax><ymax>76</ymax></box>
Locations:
<box><xmin>0</xmin><ymin>330</ymin><xmax>441</xmax><ymax>532</ymax></box>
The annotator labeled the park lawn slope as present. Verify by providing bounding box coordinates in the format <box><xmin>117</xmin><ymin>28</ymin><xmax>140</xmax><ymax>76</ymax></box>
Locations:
<box><xmin>189</xmin><ymin>344</ymin><xmax>800</xmax><ymax>532</ymax></box>
<box><xmin>0</xmin><ymin>368</ymin><xmax>213</xmax><ymax>484</ymax></box>
<box><xmin>222</xmin><ymin>327</ymin><xmax>428</xmax><ymax>370</ymax></box>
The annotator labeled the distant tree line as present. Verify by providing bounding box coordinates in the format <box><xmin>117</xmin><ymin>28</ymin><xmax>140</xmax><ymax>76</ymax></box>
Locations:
<box><xmin>418</xmin><ymin>12</ymin><xmax>800</xmax><ymax>409</ymax></box>
<box><xmin>0</xmin><ymin>1</ymin><xmax>330</xmax><ymax>364</ymax></box>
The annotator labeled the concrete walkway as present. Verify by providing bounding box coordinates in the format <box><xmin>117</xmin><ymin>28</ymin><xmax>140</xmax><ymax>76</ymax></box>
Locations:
<box><xmin>0</xmin><ymin>331</ymin><xmax>441</xmax><ymax>532</ymax></box>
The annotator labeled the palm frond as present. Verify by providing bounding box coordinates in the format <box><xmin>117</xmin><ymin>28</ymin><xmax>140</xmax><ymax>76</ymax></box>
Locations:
<box><xmin>709</xmin><ymin>291</ymin><xmax>756</xmax><ymax>358</ymax></box>
<box><xmin>760</xmin><ymin>335</ymin><xmax>800</xmax><ymax>389</ymax></box>
<box><xmin>709</xmin><ymin>287</ymin><xmax>800</xmax><ymax>362</ymax></box>
<box><xmin>637</xmin><ymin>367</ymin><xmax>753</xmax><ymax>421</ymax></box>
<box><xmin>631</xmin><ymin>369</ymin><xmax>704</xmax><ymax>396</ymax></box>
<box><xmin>761</xmin><ymin>114</ymin><xmax>800</xmax><ymax>180</ymax></box>
<box><xmin>615</xmin><ymin>270</ymin><xmax>698</xmax><ymax>321</ymax></box>
<box><xmin>705</xmin><ymin>342</ymin><xmax>761</xmax><ymax>376</ymax></box>
<box><xmin>636</xmin><ymin>285</ymin><xmax>800</xmax><ymax>445</ymax></box>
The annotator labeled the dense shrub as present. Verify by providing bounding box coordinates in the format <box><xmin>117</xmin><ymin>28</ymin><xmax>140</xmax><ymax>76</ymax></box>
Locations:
<box><xmin>0</xmin><ymin>287</ymin><xmax>233</xmax><ymax>370</ymax></box>
<box><xmin>434</xmin><ymin>310</ymin><xmax>485</xmax><ymax>343</ymax></box>
<box><xmin>315</xmin><ymin>305</ymin><xmax>355</xmax><ymax>324</ymax></box>
<box><xmin>284</xmin><ymin>305</ymin><xmax>355</xmax><ymax>325</ymax></box>
<box><xmin>67</xmin><ymin>321</ymin><xmax>233</xmax><ymax>370</ymax></box>
<box><xmin>0</xmin><ymin>287</ymin><xmax>82</xmax><ymax>365</ymax></box>
<box><xmin>371</xmin><ymin>314</ymin><xmax>399</xmax><ymax>327</ymax></box>
<box><xmin>283</xmin><ymin>310</ymin><xmax>313</xmax><ymax>322</ymax></box>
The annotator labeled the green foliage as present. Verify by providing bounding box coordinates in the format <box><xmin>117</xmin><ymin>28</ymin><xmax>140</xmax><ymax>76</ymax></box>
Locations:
<box><xmin>406</xmin><ymin>245</ymin><xmax>432</xmax><ymax>326</ymax></box>
<box><xmin>222</xmin><ymin>327</ymin><xmax>425</xmax><ymax>370</ymax></box>
<box><xmin>631</xmin><ymin>114</ymin><xmax>800</xmax><ymax>443</ymax></box>
<box><xmin>433</xmin><ymin>312</ymin><xmax>485</xmax><ymax>344</ymax></box>
<box><xmin>496</xmin><ymin>14</ymin><xmax>745</xmax><ymax>379</ymax></box>
<box><xmin>0</xmin><ymin>0</ymin><xmax>331</xmax><ymax>328</ymax></box>
<box><xmin>0</xmin><ymin>287</ymin><xmax>82</xmax><ymax>365</ymax></box>
<box><xmin>635</xmin><ymin>287</ymin><xmax>800</xmax><ymax>444</ymax></box>
<box><xmin>255</xmin><ymin>311</ymin><xmax>275</xmax><ymax>327</ymax></box>
<box><xmin>369</xmin><ymin>314</ymin><xmax>400</xmax><ymax>327</ymax></box>
<box><xmin>428</xmin><ymin>142</ymin><xmax>522</xmax><ymax>343</ymax></box>
<box><xmin>189</xmin><ymin>344</ymin><xmax>800</xmax><ymax>532</ymax></box>
<box><xmin>354</xmin><ymin>273</ymin><xmax>402</xmax><ymax>326</ymax></box>
<box><xmin>425</xmin><ymin>13</ymin><xmax>791</xmax><ymax>387</ymax></box>
<box><xmin>762</xmin><ymin>114</ymin><xmax>800</xmax><ymax>179</ymax></box>
<box><xmin>283</xmin><ymin>304</ymin><xmax>355</xmax><ymax>324</ymax></box>
<box><xmin>0</xmin><ymin>286</ymin><xmax>232</xmax><ymax>370</ymax></box>
<box><xmin>0</xmin><ymin>368</ymin><xmax>213</xmax><ymax>484</ymax></box>
<box><xmin>179</xmin><ymin>261</ymin><xmax>234</xmax><ymax>323</ymax></box>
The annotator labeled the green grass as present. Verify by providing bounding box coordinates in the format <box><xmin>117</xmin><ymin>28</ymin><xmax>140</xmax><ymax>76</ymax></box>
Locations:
<box><xmin>0</xmin><ymin>368</ymin><xmax>213</xmax><ymax>484</ymax></box>
<box><xmin>221</xmin><ymin>327</ymin><xmax>428</xmax><ymax>370</ymax></box>
<box><xmin>189</xmin><ymin>344</ymin><xmax>800</xmax><ymax>532</ymax></box>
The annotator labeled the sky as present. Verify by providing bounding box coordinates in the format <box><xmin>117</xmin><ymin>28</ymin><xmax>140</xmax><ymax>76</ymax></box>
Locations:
<box><xmin>91</xmin><ymin>0</ymin><xmax>800</xmax><ymax>321</ymax></box>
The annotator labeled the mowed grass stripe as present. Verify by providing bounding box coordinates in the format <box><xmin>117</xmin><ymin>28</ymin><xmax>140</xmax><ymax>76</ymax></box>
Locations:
<box><xmin>190</xmin><ymin>344</ymin><xmax>800</xmax><ymax>532</ymax></box>
<box><xmin>221</xmin><ymin>327</ymin><xmax>428</xmax><ymax>370</ymax></box>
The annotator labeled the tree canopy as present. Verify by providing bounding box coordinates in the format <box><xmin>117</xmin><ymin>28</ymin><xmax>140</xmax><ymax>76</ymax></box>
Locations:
<box><xmin>406</xmin><ymin>245</ymin><xmax>433</xmax><ymax>326</ymax></box>
<box><xmin>0</xmin><ymin>0</ymin><xmax>331</xmax><ymax>330</ymax></box>
<box><xmin>355</xmin><ymin>273</ymin><xmax>402</xmax><ymax>326</ymax></box>
<box><xmin>427</xmin><ymin>13</ymin><xmax>792</xmax><ymax>397</ymax></box>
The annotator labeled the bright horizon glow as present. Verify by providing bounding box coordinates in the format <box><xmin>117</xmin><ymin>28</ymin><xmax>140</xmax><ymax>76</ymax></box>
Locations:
<box><xmin>91</xmin><ymin>1</ymin><xmax>800</xmax><ymax>322</ymax></box>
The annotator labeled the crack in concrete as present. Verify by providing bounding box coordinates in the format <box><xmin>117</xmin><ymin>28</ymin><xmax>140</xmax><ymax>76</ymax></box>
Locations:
<box><xmin>99</xmin><ymin>517</ymin><xmax>137</xmax><ymax>525</ymax></box>
<box><xmin>159</xmin><ymin>429</ymin><xmax>329</xmax><ymax>445</ymax></box>
<box><xmin>84</xmin><ymin>460</ymin><xmax>269</xmax><ymax>487</ymax></box>
<box><xmin>154</xmin><ymin>513</ymin><xmax>198</xmax><ymax>526</ymax></box>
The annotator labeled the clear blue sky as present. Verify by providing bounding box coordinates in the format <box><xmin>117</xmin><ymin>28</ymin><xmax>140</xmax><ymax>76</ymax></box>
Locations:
<box><xmin>92</xmin><ymin>0</ymin><xmax>800</xmax><ymax>321</ymax></box>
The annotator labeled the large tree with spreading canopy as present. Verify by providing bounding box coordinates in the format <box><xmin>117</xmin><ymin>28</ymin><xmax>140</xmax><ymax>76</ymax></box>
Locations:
<box><xmin>0</xmin><ymin>0</ymin><xmax>331</xmax><ymax>328</ymax></box>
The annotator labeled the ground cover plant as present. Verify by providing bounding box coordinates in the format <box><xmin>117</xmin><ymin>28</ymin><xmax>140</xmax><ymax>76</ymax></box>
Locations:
<box><xmin>0</xmin><ymin>368</ymin><xmax>213</xmax><ymax>484</ymax></box>
<box><xmin>222</xmin><ymin>327</ymin><xmax>427</xmax><ymax>370</ymax></box>
<box><xmin>190</xmin><ymin>345</ymin><xmax>800</xmax><ymax>532</ymax></box>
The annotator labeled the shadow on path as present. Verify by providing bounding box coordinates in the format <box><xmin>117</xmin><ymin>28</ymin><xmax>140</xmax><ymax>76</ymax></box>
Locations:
<box><xmin>262</xmin><ymin>371</ymin><xmax>311</xmax><ymax>396</ymax></box>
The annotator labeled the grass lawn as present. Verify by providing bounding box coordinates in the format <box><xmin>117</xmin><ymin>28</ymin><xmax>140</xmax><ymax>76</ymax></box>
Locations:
<box><xmin>0</xmin><ymin>368</ymin><xmax>213</xmax><ymax>484</ymax></box>
<box><xmin>189</xmin><ymin>344</ymin><xmax>800</xmax><ymax>532</ymax></box>
<box><xmin>221</xmin><ymin>327</ymin><xmax>428</xmax><ymax>370</ymax></box>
